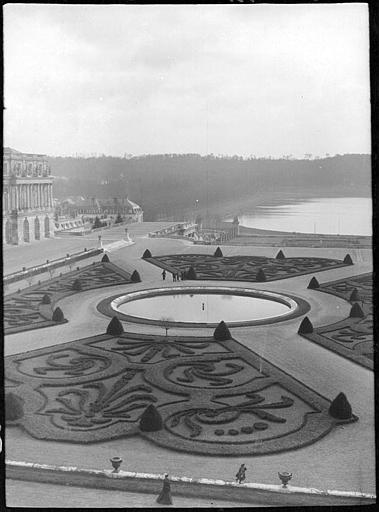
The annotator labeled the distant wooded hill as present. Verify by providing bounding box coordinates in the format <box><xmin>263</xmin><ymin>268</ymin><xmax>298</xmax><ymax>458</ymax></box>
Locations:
<box><xmin>48</xmin><ymin>154</ymin><xmax>371</xmax><ymax>221</ymax></box>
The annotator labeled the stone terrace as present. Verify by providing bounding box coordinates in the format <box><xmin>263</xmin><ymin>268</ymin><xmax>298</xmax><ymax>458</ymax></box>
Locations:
<box><xmin>4</xmin><ymin>222</ymin><xmax>375</xmax><ymax>506</ymax></box>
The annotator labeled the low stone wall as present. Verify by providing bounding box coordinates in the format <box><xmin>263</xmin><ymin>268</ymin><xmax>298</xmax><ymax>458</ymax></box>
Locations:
<box><xmin>4</xmin><ymin>248</ymin><xmax>103</xmax><ymax>285</ymax></box>
<box><xmin>6</xmin><ymin>460</ymin><xmax>375</xmax><ymax>507</ymax></box>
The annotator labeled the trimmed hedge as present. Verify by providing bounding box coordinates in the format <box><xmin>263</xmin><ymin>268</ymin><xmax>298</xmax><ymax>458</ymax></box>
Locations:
<box><xmin>214</xmin><ymin>321</ymin><xmax>231</xmax><ymax>341</ymax></box>
<box><xmin>52</xmin><ymin>307</ymin><xmax>65</xmax><ymax>322</ymax></box>
<box><xmin>131</xmin><ymin>270</ymin><xmax>141</xmax><ymax>283</ymax></box>
<box><xmin>101</xmin><ymin>253</ymin><xmax>110</xmax><ymax>263</ymax></box>
<box><xmin>349</xmin><ymin>303</ymin><xmax>365</xmax><ymax>318</ymax></box>
<box><xmin>298</xmin><ymin>316</ymin><xmax>313</xmax><ymax>334</ymax></box>
<box><xmin>329</xmin><ymin>392</ymin><xmax>352</xmax><ymax>420</ymax></box>
<box><xmin>307</xmin><ymin>276</ymin><xmax>320</xmax><ymax>289</ymax></box>
<box><xmin>41</xmin><ymin>294</ymin><xmax>51</xmax><ymax>305</ymax></box>
<box><xmin>256</xmin><ymin>268</ymin><xmax>266</xmax><ymax>282</ymax></box>
<box><xmin>5</xmin><ymin>393</ymin><xmax>24</xmax><ymax>422</ymax></box>
<box><xmin>214</xmin><ymin>247</ymin><xmax>223</xmax><ymax>257</ymax></box>
<box><xmin>142</xmin><ymin>249</ymin><xmax>152</xmax><ymax>259</ymax></box>
<box><xmin>139</xmin><ymin>404</ymin><xmax>163</xmax><ymax>432</ymax></box>
<box><xmin>187</xmin><ymin>266</ymin><xmax>197</xmax><ymax>280</ymax></box>
<box><xmin>275</xmin><ymin>250</ymin><xmax>285</xmax><ymax>260</ymax></box>
<box><xmin>343</xmin><ymin>254</ymin><xmax>353</xmax><ymax>265</ymax></box>
<box><xmin>106</xmin><ymin>316</ymin><xmax>124</xmax><ymax>335</ymax></box>
<box><xmin>72</xmin><ymin>279</ymin><xmax>82</xmax><ymax>291</ymax></box>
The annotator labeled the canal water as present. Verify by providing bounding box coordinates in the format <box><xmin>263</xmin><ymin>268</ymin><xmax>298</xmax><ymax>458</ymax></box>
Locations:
<box><xmin>235</xmin><ymin>197</ymin><xmax>372</xmax><ymax>236</ymax></box>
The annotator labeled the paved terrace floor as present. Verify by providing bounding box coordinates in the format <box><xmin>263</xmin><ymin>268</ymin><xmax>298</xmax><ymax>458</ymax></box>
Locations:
<box><xmin>4</xmin><ymin>223</ymin><xmax>375</xmax><ymax>505</ymax></box>
<box><xmin>6</xmin><ymin>480</ymin><xmax>261</xmax><ymax>508</ymax></box>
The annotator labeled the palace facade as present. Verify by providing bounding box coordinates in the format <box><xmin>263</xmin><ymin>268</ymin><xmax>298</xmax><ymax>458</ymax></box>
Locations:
<box><xmin>3</xmin><ymin>147</ymin><xmax>55</xmax><ymax>245</ymax></box>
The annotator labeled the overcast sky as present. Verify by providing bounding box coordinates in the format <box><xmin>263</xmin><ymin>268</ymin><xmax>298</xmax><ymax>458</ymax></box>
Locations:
<box><xmin>4</xmin><ymin>3</ymin><xmax>371</xmax><ymax>158</ymax></box>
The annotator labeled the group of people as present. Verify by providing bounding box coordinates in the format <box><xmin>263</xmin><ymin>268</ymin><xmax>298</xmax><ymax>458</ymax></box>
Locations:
<box><xmin>156</xmin><ymin>465</ymin><xmax>247</xmax><ymax>506</ymax></box>
<box><xmin>157</xmin><ymin>465</ymin><xmax>248</xmax><ymax>506</ymax></box>
<box><xmin>161</xmin><ymin>269</ymin><xmax>185</xmax><ymax>282</ymax></box>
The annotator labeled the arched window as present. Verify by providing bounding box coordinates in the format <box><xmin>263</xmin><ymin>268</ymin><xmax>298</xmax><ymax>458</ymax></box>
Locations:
<box><xmin>34</xmin><ymin>217</ymin><xmax>40</xmax><ymax>240</ymax></box>
<box><xmin>23</xmin><ymin>218</ymin><xmax>30</xmax><ymax>243</ymax></box>
<box><xmin>5</xmin><ymin>219</ymin><xmax>12</xmax><ymax>244</ymax></box>
<box><xmin>44</xmin><ymin>216</ymin><xmax>50</xmax><ymax>238</ymax></box>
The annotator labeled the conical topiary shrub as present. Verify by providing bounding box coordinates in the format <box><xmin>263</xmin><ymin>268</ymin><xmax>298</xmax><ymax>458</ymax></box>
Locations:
<box><xmin>275</xmin><ymin>250</ymin><xmax>285</xmax><ymax>260</ymax></box>
<box><xmin>187</xmin><ymin>266</ymin><xmax>197</xmax><ymax>280</ymax></box>
<box><xmin>328</xmin><ymin>392</ymin><xmax>352</xmax><ymax>420</ymax></box>
<box><xmin>106</xmin><ymin>316</ymin><xmax>124</xmax><ymax>335</ymax></box>
<box><xmin>214</xmin><ymin>320</ymin><xmax>231</xmax><ymax>341</ymax></box>
<box><xmin>41</xmin><ymin>294</ymin><xmax>51</xmax><ymax>305</ymax></box>
<box><xmin>131</xmin><ymin>270</ymin><xmax>141</xmax><ymax>283</ymax></box>
<box><xmin>142</xmin><ymin>249</ymin><xmax>152</xmax><ymax>259</ymax></box>
<box><xmin>52</xmin><ymin>307</ymin><xmax>65</xmax><ymax>322</ymax></box>
<box><xmin>101</xmin><ymin>253</ymin><xmax>110</xmax><ymax>263</ymax></box>
<box><xmin>343</xmin><ymin>254</ymin><xmax>353</xmax><ymax>265</ymax></box>
<box><xmin>5</xmin><ymin>393</ymin><xmax>24</xmax><ymax>422</ymax></box>
<box><xmin>72</xmin><ymin>279</ymin><xmax>82</xmax><ymax>291</ymax></box>
<box><xmin>349</xmin><ymin>288</ymin><xmax>360</xmax><ymax>302</ymax></box>
<box><xmin>349</xmin><ymin>303</ymin><xmax>364</xmax><ymax>318</ymax></box>
<box><xmin>139</xmin><ymin>404</ymin><xmax>163</xmax><ymax>432</ymax></box>
<box><xmin>308</xmin><ymin>276</ymin><xmax>320</xmax><ymax>289</ymax></box>
<box><xmin>214</xmin><ymin>247</ymin><xmax>223</xmax><ymax>257</ymax></box>
<box><xmin>298</xmin><ymin>316</ymin><xmax>313</xmax><ymax>334</ymax></box>
<box><xmin>256</xmin><ymin>268</ymin><xmax>266</xmax><ymax>282</ymax></box>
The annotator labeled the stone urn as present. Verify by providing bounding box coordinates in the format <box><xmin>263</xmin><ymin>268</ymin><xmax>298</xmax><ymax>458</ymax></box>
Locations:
<box><xmin>278</xmin><ymin>471</ymin><xmax>292</xmax><ymax>488</ymax></box>
<box><xmin>110</xmin><ymin>456</ymin><xmax>123</xmax><ymax>473</ymax></box>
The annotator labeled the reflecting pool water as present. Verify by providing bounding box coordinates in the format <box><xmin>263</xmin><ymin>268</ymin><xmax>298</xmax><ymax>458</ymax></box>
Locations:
<box><xmin>116</xmin><ymin>292</ymin><xmax>290</xmax><ymax>324</ymax></box>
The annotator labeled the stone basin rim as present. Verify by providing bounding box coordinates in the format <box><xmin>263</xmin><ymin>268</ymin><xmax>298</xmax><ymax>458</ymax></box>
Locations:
<box><xmin>96</xmin><ymin>286</ymin><xmax>311</xmax><ymax>328</ymax></box>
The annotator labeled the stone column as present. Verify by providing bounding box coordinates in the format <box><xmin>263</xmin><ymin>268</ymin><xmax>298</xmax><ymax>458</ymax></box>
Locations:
<box><xmin>28</xmin><ymin>185</ymin><xmax>31</xmax><ymax>208</ymax></box>
<box><xmin>38</xmin><ymin>184</ymin><xmax>41</xmax><ymax>208</ymax></box>
<box><xmin>49</xmin><ymin>184</ymin><xmax>53</xmax><ymax>207</ymax></box>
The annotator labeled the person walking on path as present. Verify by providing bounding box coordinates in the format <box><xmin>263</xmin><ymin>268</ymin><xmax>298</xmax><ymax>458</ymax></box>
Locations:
<box><xmin>162</xmin><ymin>270</ymin><xmax>166</xmax><ymax>281</ymax></box>
<box><xmin>235</xmin><ymin>464</ymin><xmax>247</xmax><ymax>484</ymax></box>
<box><xmin>172</xmin><ymin>273</ymin><xmax>176</xmax><ymax>282</ymax></box>
<box><xmin>156</xmin><ymin>474</ymin><xmax>173</xmax><ymax>505</ymax></box>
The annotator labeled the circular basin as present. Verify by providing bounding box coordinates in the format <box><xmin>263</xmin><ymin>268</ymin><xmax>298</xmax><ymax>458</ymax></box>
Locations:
<box><xmin>97</xmin><ymin>286</ymin><xmax>310</xmax><ymax>328</ymax></box>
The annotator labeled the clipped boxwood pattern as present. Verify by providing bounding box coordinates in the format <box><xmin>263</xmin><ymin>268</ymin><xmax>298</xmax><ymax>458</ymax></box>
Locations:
<box><xmin>144</xmin><ymin>253</ymin><xmax>349</xmax><ymax>283</ymax></box>
<box><xmin>4</xmin><ymin>330</ymin><xmax>357</xmax><ymax>454</ymax></box>
<box><xmin>299</xmin><ymin>273</ymin><xmax>373</xmax><ymax>370</ymax></box>
<box><xmin>4</xmin><ymin>262</ymin><xmax>133</xmax><ymax>335</ymax></box>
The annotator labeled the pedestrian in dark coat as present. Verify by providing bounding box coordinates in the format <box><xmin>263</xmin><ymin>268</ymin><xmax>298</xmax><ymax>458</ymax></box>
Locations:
<box><xmin>162</xmin><ymin>270</ymin><xmax>166</xmax><ymax>281</ymax></box>
<box><xmin>181</xmin><ymin>271</ymin><xmax>185</xmax><ymax>281</ymax></box>
<box><xmin>236</xmin><ymin>464</ymin><xmax>247</xmax><ymax>484</ymax></box>
<box><xmin>172</xmin><ymin>272</ymin><xmax>176</xmax><ymax>282</ymax></box>
<box><xmin>156</xmin><ymin>474</ymin><xmax>173</xmax><ymax>505</ymax></box>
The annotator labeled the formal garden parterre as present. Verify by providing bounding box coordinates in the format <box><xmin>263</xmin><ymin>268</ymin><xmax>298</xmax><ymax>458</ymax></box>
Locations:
<box><xmin>4</xmin><ymin>242</ymin><xmax>372</xmax><ymax>497</ymax></box>
<box><xmin>5</xmin><ymin>326</ymin><xmax>358</xmax><ymax>455</ymax></box>
<box><xmin>300</xmin><ymin>273</ymin><xmax>373</xmax><ymax>370</ymax></box>
<box><xmin>4</xmin><ymin>261</ymin><xmax>134</xmax><ymax>335</ymax></box>
<box><xmin>143</xmin><ymin>251</ymin><xmax>351</xmax><ymax>282</ymax></box>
